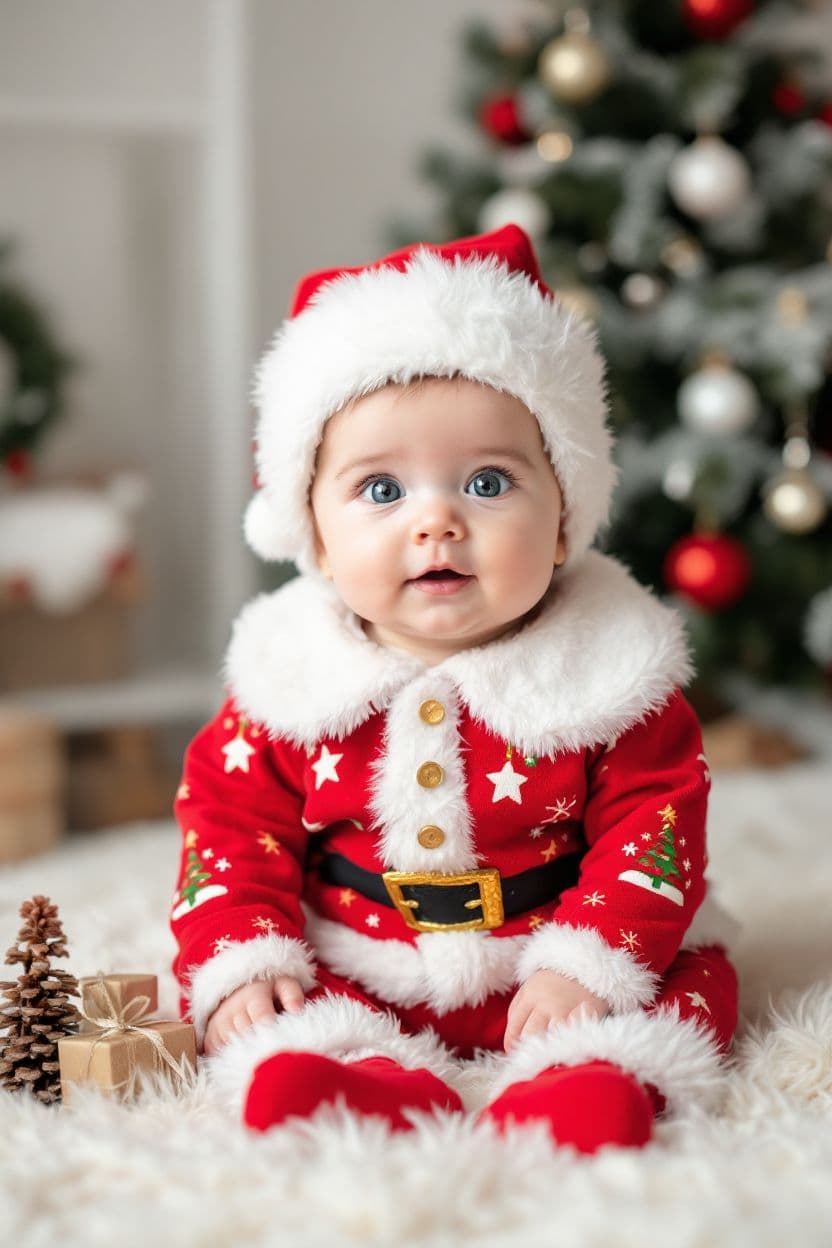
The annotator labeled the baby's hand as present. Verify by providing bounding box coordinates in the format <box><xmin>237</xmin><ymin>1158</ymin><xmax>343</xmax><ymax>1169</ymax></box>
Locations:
<box><xmin>203</xmin><ymin>976</ymin><xmax>305</xmax><ymax>1056</ymax></box>
<box><xmin>504</xmin><ymin>969</ymin><xmax>609</xmax><ymax>1053</ymax></box>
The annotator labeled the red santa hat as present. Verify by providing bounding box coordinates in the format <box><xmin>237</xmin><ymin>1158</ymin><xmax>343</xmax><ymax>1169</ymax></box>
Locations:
<box><xmin>245</xmin><ymin>224</ymin><xmax>615</xmax><ymax>573</ymax></box>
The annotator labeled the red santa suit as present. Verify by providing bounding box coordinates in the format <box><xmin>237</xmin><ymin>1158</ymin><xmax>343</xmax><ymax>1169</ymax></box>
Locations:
<box><xmin>170</xmin><ymin>550</ymin><xmax>738</xmax><ymax>1118</ymax></box>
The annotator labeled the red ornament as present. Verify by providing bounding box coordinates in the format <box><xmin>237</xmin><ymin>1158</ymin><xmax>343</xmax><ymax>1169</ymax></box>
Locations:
<box><xmin>817</xmin><ymin>101</ymin><xmax>832</xmax><ymax>128</ymax></box>
<box><xmin>663</xmin><ymin>533</ymin><xmax>751</xmax><ymax>611</ymax></box>
<box><xmin>772</xmin><ymin>81</ymin><xmax>806</xmax><ymax>116</ymax></box>
<box><xmin>682</xmin><ymin>0</ymin><xmax>754</xmax><ymax>39</ymax></box>
<box><xmin>3</xmin><ymin>449</ymin><xmax>32</xmax><ymax>480</ymax></box>
<box><xmin>479</xmin><ymin>92</ymin><xmax>531</xmax><ymax>147</ymax></box>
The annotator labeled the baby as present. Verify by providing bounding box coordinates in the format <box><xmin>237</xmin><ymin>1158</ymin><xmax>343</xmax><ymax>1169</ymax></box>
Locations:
<box><xmin>170</xmin><ymin>225</ymin><xmax>738</xmax><ymax>1152</ymax></box>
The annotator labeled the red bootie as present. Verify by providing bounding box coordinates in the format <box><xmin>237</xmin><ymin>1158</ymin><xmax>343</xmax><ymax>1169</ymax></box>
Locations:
<box><xmin>481</xmin><ymin>1060</ymin><xmax>657</xmax><ymax>1154</ymax></box>
<box><xmin>243</xmin><ymin>1052</ymin><xmax>464</xmax><ymax>1132</ymax></box>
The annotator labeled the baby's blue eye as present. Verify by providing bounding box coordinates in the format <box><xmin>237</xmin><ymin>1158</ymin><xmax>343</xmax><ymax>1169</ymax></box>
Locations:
<box><xmin>361</xmin><ymin>476</ymin><xmax>403</xmax><ymax>504</ymax></box>
<box><xmin>466</xmin><ymin>469</ymin><xmax>513</xmax><ymax>498</ymax></box>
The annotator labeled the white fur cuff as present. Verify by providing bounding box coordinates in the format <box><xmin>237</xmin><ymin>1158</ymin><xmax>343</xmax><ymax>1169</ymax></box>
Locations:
<box><xmin>491</xmin><ymin>1005</ymin><xmax>726</xmax><ymax>1115</ymax></box>
<box><xmin>206</xmin><ymin>992</ymin><xmax>461</xmax><ymax>1115</ymax></box>
<box><xmin>186</xmin><ymin>934</ymin><xmax>318</xmax><ymax>1046</ymax></box>
<box><xmin>516</xmin><ymin>921</ymin><xmax>660</xmax><ymax>1013</ymax></box>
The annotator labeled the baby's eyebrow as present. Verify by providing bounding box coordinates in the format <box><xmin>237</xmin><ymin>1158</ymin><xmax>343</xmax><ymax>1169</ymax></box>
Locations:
<box><xmin>471</xmin><ymin>448</ymin><xmax>536</xmax><ymax>470</ymax></box>
<box><xmin>334</xmin><ymin>453</ymin><xmax>393</xmax><ymax>481</ymax></box>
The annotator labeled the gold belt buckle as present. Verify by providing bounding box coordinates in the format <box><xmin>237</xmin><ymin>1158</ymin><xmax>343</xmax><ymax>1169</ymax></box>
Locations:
<box><xmin>381</xmin><ymin>868</ymin><xmax>504</xmax><ymax>932</ymax></box>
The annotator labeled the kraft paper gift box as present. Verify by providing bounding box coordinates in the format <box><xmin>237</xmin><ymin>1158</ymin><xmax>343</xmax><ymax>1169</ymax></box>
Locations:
<box><xmin>77</xmin><ymin>973</ymin><xmax>159</xmax><ymax>1034</ymax></box>
<box><xmin>58</xmin><ymin>1020</ymin><xmax>196</xmax><ymax>1105</ymax></box>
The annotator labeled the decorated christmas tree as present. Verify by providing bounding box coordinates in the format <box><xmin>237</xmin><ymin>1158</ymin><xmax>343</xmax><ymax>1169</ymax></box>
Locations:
<box><xmin>387</xmin><ymin>0</ymin><xmax>832</xmax><ymax>707</ymax></box>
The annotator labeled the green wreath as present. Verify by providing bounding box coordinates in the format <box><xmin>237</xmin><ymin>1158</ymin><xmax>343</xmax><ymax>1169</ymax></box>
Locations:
<box><xmin>0</xmin><ymin>240</ymin><xmax>76</xmax><ymax>470</ymax></box>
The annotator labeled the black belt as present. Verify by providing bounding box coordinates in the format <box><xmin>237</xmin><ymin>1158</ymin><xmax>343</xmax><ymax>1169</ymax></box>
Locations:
<box><xmin>318</xmin><ymin>850</ymin><xmax>580</xmax><ymax>932</ymax></box>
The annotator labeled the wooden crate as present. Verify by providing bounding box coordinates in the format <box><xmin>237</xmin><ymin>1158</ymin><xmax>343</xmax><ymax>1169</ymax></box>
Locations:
<box><xmin>0</xmin><ymin>706</ymin><xmax>65</xmax><ymax>863</ymax></box>
<box><xmin>0</xmin><ymin>561</ymin><xmax>144</xmax><ymax>692</ymax></box>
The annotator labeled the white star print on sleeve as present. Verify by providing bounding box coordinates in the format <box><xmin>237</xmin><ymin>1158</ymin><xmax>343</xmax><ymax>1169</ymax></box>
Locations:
<box><xmin>221</xmin><ymin>735</ymin><xmax>256</xmax><ymax>774</ymax></box>
<box><xmin>311</xmin><ymin>744</ymin><xmax>343</xmax><ymax>790</ymax></box>
<box><xmin>486</xmin><ymin>760</ymin><xmax>528</xmax><ymax>805</ymax></box>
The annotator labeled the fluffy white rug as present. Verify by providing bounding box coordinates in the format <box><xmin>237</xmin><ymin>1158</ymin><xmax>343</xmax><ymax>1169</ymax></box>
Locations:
<box><xmin>2</xmin><ymin>694</ymin><xmax>831</xmax><ymax>1248</ymax></box>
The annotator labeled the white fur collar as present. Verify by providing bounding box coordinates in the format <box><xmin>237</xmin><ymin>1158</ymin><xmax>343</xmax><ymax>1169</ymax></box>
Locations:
<box><xmin>224</xmin><ymin>551</ymin><xmax>693</xmax><ymax>758</ymax></box>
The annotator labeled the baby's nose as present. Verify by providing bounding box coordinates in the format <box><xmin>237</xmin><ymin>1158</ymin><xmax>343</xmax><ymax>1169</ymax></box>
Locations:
<box><xmin>411</xmin><ymin>497</ymin><xmax>466</xmax><ymax>543</ymax></box>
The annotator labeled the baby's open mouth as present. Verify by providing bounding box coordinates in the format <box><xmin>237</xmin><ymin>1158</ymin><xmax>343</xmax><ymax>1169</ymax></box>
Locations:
<box><xmin>408</xmin><ymin>569</ymin><xmax>474</xmax><ymax>593</ymax></box>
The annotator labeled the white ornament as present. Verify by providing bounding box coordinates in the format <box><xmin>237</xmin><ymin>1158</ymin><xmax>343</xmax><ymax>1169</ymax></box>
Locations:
<box><xmin>678</xmin><ymin>363</ymin><xmax>759</xmax><ymax>435</ymax></box>
<box><xmin>486</xmin><ymin>760</ymin><xmax>528</xmax><ymax>805</ymax></box>
<box><xmin>477</xmin><ymin>188</ymin><xmax>552</xmax><ymax>240</ymax></box>
<box><xmin>668</xmin><ymin>137</ymin><xmax>751</xmax><ymax>221</ymax></box>
<box><xmin>311</xmin><ymin>743</ymin><xmax>343</xmax><ymax>789</ymax></box>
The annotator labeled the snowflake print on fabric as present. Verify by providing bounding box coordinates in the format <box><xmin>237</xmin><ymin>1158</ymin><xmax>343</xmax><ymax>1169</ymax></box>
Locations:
<box><xmin>486</xmin><ymin>760</ymin><xmax>528</xmax><ymax>805</ymax></box>
<box><xmin>622</xmin><ymin>842</ymin><xmax>638</xmax><ymax>856</ymax></box>
<box><xmin>540</xmin><ymin>839</ymin><xmax>558</xmax><ymax>862</ymax></box>
<box><xmin>582</xmin><ymin>891</ymin><xmax>606</xmax><ymax>907</ymax></box>
<box><xmin>215</xmin><ymin>858</ymin><xmax>231</xmax><ymax>872</ymax></box>
<box><xmin>252</xmin><ymin>916</ymin><xmax>276</xmax><ymax>934</ymax></box>
<box><xmin>529</xmin><ymin>826</ymin><xmax>545</xmax><ymax>840</ymax></box>
<box><xmin>311</xmin><ymin>744</ymin><xmax>343</xmax><ymax>790</ymax></box>
<box><xmin>542</xmin><ymin>795</ymin><xmax>577</xmax><ymax>823</ymax></box>
<box><xmin>619</xmin><ymin>804</ymin><xmax>685</xmax><ymax>907</ymax></box>
<box><xmin>619</xmin><ymin>930</ymin><xmax>641</xmax><ymax>952</ymax></box>
<box><xmin>212</xmin><ymin>935</ymin><xmax>233</xmax><ymax>954</ymax></box>
<box><xmin>257</xmin><ymin>832</ymin><xmax>281</xmax><ymax>856</ymax></box>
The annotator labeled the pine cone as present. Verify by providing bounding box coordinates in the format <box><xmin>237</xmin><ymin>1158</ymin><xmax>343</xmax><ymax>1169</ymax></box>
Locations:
<box><xmin>0</xmin><ymin>896</ymin><xmax>81</xmax><ymax>1103</ymax></box>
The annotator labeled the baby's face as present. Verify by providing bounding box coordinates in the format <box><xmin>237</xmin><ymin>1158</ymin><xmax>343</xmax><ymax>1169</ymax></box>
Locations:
<box><xmin>309</xmin><ymin>376</ymin><xmax>566</xmax><ymax>666</ymax></box>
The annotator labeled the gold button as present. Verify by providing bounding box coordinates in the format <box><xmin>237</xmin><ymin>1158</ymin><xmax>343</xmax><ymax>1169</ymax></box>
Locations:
<box><xmin>419</xmin><ymin>699</ymin><xmax>445</xmax><ymax>725</ymax></box>
<box><xmin>417</xmin><ymin>825</ymin><xmax>445</xmax><ymax>849</ymax></box>
<box><xmin>416</xmin><ymin>761</ymin><xmax>444</xmax><ymax>788</ymax></box>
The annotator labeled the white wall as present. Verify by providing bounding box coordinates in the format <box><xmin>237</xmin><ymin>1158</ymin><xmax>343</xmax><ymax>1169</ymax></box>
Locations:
<box><xmin>250</xmin><ymin>0</ymin><xmax>508</xmax><ymax>350</ymax></box>
<box><xmin>0</xmin><ymin>0</ymin><xmax>507</xmax><ymax>670</ymax></box>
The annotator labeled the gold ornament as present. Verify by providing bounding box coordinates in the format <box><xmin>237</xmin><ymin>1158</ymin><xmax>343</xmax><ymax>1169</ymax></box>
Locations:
<box><xmin>538</xmin><ymin>30</ymin><xmax>611</xmax><ymax>104</ymax></box>
<box><xmin>661</xmin><ymin>235</ymin><xmax>706</xmax><ymax>279</ymax></box>
<box><xmin>555</xmin><ymin>285</ymin><xmax>601</xmax><ymax>322</ymax></box>
<box><xmin>762</xmin><ymin>469</ymin><xmax>828</xmax><ymax>534</ymax></box>
<box><xmin>776</xmin><ymin>287</ymin><xmax>809</xmax><ymax>325</ymax></box>
<box><xmin>536</xmin><ymin>129</ymin><xmax>574</xmax><ymax>163</ymax></box>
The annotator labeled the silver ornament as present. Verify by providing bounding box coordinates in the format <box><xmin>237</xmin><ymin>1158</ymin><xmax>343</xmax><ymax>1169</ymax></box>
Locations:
<box><xmin>668</xmin><ymin>137</ymin><xmax>751</xmax><ymax>221</ymax></box>
<box><xmin>477</xmin><ymin>188</ymin><xmax>552</xmax><ymax>239</ymax></box>
<box><xmin>678</xmin><ymin>364</ymin><xmax>758</xmax><ymax>436</ymax></box>
<box><xmin>621</xmin><ymin>273</ymin><xmax>666</xmax><ymax>309</ymax></box>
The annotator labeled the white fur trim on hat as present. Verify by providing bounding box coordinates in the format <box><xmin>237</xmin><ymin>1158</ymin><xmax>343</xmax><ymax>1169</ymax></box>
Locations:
<box><xmin>249</xmin><ymin>246</ymin><xmax>614</xmax><ymax>571</ymax></box>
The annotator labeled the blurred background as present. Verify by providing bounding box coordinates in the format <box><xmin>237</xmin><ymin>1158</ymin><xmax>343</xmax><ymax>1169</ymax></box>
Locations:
<box><xmin>1</xmin><ymin>0</ymin><xmax>831</xmax><ymax>864</ymax></box>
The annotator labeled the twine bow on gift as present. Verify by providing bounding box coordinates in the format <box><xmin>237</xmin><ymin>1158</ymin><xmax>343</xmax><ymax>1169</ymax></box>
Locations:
<box><xmin>78</xmin><ymin>974</ymin><xmax>191</xmax><ymax>1085</ymax></box>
